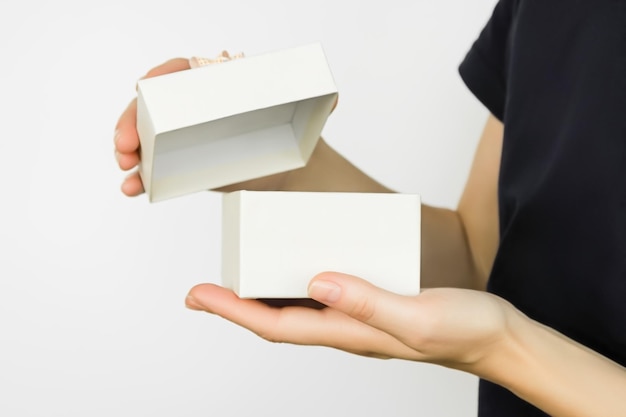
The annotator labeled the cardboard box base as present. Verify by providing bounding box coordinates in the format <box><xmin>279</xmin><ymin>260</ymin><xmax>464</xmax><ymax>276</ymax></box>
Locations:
<box><xmin>222</xmin><ymin>191</ymin><xmax>421</xmax><ymax>298</ymax></box>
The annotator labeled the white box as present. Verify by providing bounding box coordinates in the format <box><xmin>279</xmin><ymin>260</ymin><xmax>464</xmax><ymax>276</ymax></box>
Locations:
<box><xmin>222</xmin><ymin>191</ymin><xmax>421</xmax><ymax>298</ymax></box>
<box><xmin>136</xmin><ymin>43</ymin><xmax>338</xmax><ymax>202</ymax></box>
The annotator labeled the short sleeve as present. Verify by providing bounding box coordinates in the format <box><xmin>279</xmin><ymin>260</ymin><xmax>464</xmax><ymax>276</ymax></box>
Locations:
<box><xmin>458</xmin><ymin>0</ymin><xmax>517</xmax><ymax>121</ymax></box>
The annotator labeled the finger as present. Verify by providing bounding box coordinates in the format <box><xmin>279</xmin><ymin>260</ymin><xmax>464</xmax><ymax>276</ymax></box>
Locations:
<box><xmin>330</xmin><ymin>95</ymin><xmax>339</xmax><ymax>114</ymax></box>
<box><xmin>115</xmin><ymin>150</ymin><xmax>140</xmax><ymax>171</ymax></box>
<box><xmin>186</xmin><ymin>283</ymin><xmax>421</xmax><ymax>360</ymax></box>
<box><xmin>114</xmin><ymin>99</ymin><xmax>139</xmax><ymax>154</ymax></box>
<box><xmin>140</xmin><ymin>58</ymin><xmax>190</xmax><ymax>82</ymax></box>
<box><xmin>307</xmin><ymin>272</ymin><xmax>426</xmax><ymax>342</ymax></box>
<box><xmin>121</xmin><ymin>172</ymin><xmax>144</xmax><ymax>196</ymax></box>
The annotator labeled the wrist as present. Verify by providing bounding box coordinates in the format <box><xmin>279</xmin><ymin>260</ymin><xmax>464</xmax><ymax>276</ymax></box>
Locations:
<box><xmin>470</xmin><ymin>302</ymin><xmax>626</xmax><ymax>417</ymax></box>
<box><xmin>468</xmin><ymin>299</ymin><xmax>534</xmax><ymax>384</ymax></box>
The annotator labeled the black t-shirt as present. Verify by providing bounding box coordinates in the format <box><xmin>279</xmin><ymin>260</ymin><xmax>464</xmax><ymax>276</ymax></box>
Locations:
<box><xmin>459</xmin><ymin>1</ymin><xmax>626</xmax><ymax>415</ymax></box>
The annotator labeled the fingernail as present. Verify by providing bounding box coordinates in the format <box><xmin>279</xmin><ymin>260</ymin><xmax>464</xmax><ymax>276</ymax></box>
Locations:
<box><xmin>114</xmin><ymin>130</ymin><xmax>120</xmax><ymax>145</ymax></box>
<box><xmin>308</xmin><ymin>280</ymin><xmax>342</xmax><ymax>303</ymax></box>
<box><xmin>185</xmin><ymin>295</ymin><xmax>206</xmax><ymax>311</ymax></box>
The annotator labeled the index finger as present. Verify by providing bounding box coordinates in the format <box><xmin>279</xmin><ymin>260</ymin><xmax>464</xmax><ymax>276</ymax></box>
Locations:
<box><xmin>114</xmin><ymin>98</ymin><xmax>139</xmax><ymax>154</ymax></box>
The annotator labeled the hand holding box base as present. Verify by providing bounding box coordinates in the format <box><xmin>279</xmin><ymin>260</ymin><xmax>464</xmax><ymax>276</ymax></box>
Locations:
<box><xmin>185</xmin><ymin>271</ymin><xmax>516</xmax><ymax>370</ymax></box>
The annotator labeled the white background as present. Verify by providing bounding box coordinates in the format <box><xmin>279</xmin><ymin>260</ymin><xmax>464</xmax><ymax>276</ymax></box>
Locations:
<box><xmin>0</xmin><ymin>0</ymin><xmax>497</xmax><ymax>416</ymax></box>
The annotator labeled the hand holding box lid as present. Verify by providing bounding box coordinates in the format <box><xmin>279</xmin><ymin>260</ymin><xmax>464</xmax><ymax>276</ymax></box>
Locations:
<box><xmin>136</xmin><ymin>43</ymin><xmax>338</xmax><ymax>202</ymax></box>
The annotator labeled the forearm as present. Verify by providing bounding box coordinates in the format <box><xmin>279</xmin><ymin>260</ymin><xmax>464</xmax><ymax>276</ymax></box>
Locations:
<box><xmin>220</xmin><ymin>138</ymin><xmax>482</xmax><ymax>289</ymax></box>
<box><xmin>420</xmin><ymin>206</ymin><xmax>483</xmax><ymax>289</ymax></box>
<box><xmin>215</xmin><ymin>138</ymin><xmax>392</xmax><ymax>193</ymax></box>
<box><xmin>479</xmin><ymin>309</ymin><xmax>626</xmax><ymax>417</ymax></box>
<box><xmin>279</xmin><ymin>138</ymin><xmax>393</xmax><ymax>193</ymax></box>
<box><xmin>281</xmin><ymin>139</ymin><xmax>482</xmax><ymax>290</ymax></box>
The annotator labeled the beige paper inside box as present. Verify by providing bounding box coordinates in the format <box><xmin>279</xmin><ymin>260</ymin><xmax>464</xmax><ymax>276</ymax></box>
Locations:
<box><xmin>136</xmin><ymin>43</ymin><xmax>338</xmax><ymax>202</ymax></box>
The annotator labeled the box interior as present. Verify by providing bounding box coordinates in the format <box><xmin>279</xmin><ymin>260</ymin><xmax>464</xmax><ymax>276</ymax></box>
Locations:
<box><xmin>150</xmin><ymin>93</ymin><xmax>336</xmax><ymax>198</ymax></box>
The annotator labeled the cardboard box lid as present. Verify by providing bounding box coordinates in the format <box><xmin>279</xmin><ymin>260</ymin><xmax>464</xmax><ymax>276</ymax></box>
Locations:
<box><xmin>136</xmin><ymin>43</ymin><xmax>338</xmax><ymax>202</ymax></box>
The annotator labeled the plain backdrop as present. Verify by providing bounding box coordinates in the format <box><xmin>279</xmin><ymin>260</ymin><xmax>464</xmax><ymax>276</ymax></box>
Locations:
<box><xmin>0</xmin><ymin>0</ymin><xmax>498</xmax><ymax>416</ymax></box>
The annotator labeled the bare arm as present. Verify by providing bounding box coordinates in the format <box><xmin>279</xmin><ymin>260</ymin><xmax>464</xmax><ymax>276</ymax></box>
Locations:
<box><xmin>286</xmin><ymin>116</ymin><xmax>503</xmax><ymax>291</ymax></box>
<box><xmin>187</xmin><ymin>271</ymin><xmax>626</xmax><ymax>417</ymax></box>
<box><xmin>481</xmin><ymin>303</ymin><xmax>626</xmax><ymax>417</ymax></box>
<box><xmin>419</xmin><ymin>114</ymin><xmax>501</xmax><ymax>289</ymax></box>
<box><xmin>221</xmin><ymin>117</ymin><xmax>503</xmax><ymax>290</ymax></box>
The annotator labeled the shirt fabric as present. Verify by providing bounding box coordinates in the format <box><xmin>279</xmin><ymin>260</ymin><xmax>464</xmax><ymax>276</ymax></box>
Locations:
<box><xmin>458</xmin><ymin>1</ymin><xmax>626</xmax><ymax>415</ymax></box>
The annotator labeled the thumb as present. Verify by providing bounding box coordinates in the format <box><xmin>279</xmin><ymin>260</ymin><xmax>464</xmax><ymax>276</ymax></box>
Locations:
<box><xmin>308</xmin><ymin>272</ymin><xmax>419</xmax><ymax>336</ymax></box>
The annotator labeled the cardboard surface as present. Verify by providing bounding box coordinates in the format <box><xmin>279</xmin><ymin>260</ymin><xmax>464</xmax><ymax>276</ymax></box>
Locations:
<box><xmin>222</xmin><ymin>191</ymin><xmax>421</xmax><ymax>298</ymax></box>
<box><xmin>136</xmin><ymin>43</ymin><xmax>338</xmax><ymax>202</ymax></box>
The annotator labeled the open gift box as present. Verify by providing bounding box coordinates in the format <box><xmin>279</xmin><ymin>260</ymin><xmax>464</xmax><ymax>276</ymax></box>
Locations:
<box><xmin>136</xmin><ymin>43</ymin><xmax>338</xmax><ymax>202</ymax></box>
<box><xmin>222</xmin><ymin>191</ymin><xmax>421</xmax><ymax>299</ymax></box>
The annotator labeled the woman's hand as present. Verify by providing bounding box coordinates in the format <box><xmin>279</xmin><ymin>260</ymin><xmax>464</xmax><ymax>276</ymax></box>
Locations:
<box><xmin>114</xmin><ymin>59</ymin><xmax>191</xmax><ymax>196</ymax></box>
<box><xmin>185</xmin><ymin>272</ymin><xmax>626</xmax><ymax>417</ymax></box>
<box><xmin>185</xmin><ymin>271</ymin><xmax>518</xmax><ymax>372</ymax></box>
<box><xmin>113</xmin><ymin>57</ymin><xmax>340</xmax><ymax>197</ymax></box>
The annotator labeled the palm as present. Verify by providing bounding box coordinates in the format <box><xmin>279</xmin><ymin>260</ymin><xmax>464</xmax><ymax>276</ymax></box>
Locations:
<box><xmin>186</xmin><ymin>275</ymin><xmax>515</xmax><ymax>371</ymax></box>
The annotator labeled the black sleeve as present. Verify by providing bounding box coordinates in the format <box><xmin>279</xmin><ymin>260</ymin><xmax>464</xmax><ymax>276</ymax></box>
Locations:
<box><xmin>458</xmin><ymin>0</ymin><xmax>517</xmax><ymax>121</ymax></box>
